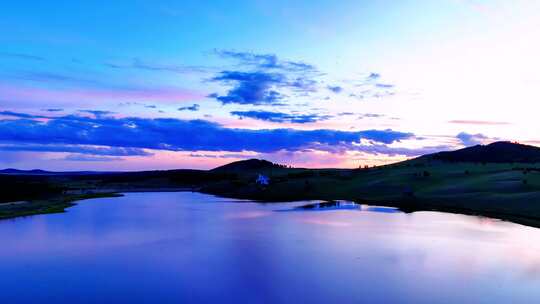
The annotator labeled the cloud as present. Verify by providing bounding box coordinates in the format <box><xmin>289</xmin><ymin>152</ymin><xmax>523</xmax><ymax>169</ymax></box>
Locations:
<box><xmin>354</xmin><ymin>130</ymin><xmax>413</xmax><ymax>144</ymax></box>
<box><xmin>456</xmin><ymin>132</ymin><xmax>490</xmax><ymax>146</ymax></box>
<box><xmin>327</xmin><ymin>85</ymin><xmax>343</xmax><ymax>93</ymax></box>
<box><xmin>0</xmin><ymin>112</ymin><xmax>414</xmax><ymax>154</ymax></box>
<box><xmin>0</xmin><ymin>144</ymin><xmax>151</xmax><ymax>156</ymax></box>
<box><xmin>288</xmin><ymin>77</ymin><xmax>318</xmax><ymax>93</ymax></box>
<box><xmin>375</xmin><ymin>83</ymin><xmax>394</xmax><ymax>88</ymax></box>
<box><xmin>190</xmin><ymin>143</ymin><xmax>452</xmax><ymax>162</ymax></box>
<box><xmin>43</xmin><ymin>108</ymin><xmax>64</xmax><ymax>112</ymax></box>
<box><xmin>359</xmin><ymin>113</ymin><xmax>384</xmax><ymax>119</ymax></box>
<box><xmin>231</xmin><ymin>110</ymin><xmax>332</xmax><ymax>124</ymax></box>
<box><xmin>0</xmin><ymin>74</ymin><xmax>202</xmax><ymax>107</ymax></box>
<box><xmin>0</xmin><ymin>52</ymin><xmax>46</xmax><ymax>61</ymax></box>
<box><xmin>217</xmin><ymin>50</ymin><xmax>280</xmax><ymax>68</ymax></box>
<box><xmin>178</xmin><ymin>104</ymin><xmax>200</xmax><ymax>111</ymax></box>
<box><xmin>357</xmin><ymin>144</ymin><xmax>451</xmax><ymax>157</ymax></box>
<box><xmin>9</xmin><ymin>71</ymin><xmax>102</xmax><ymax>85</ymax></box>
<box><xmin>313</xmin><ymin>141</ymin><xmax>452</xmax><ymax>157</ymax></box>
<box><xmin>449</xmin><ymin>120</ymin><xmax>510</xmax><ymax>125</ymax></box>
<box><xmin>0</xmin><ymin>111</ymin><xmax>47</xmax><ymax>119</ymax></box>
<box><xmin>209</xmin><ymin>71</ymin><xmax>286</xmax><ymax>105</ymax></box>
<box><xmin>215</xmin><ymin>50</ymin><xmax>317</xmax><ymax>72</ymax></box>
<box><xmin>78</xmin><ymin>110</ymin><xmax>116</xmax><ymax>118</ymax></box>
<box><xmin>347</xmin><ymin>73</ymin><xmax>397</xmax><ymax>100</ymax></box>
<box><xmin>105</xmin><ymin>58</ymin><xmax>210</xmax><ymax>74</ymax></box>
<box><xmin>209</xmin><ymin>51</ymin><xmax>320</xmax><ymax>105</ymax></box>
<box><xmin>189</xmin><ymin>153</ymin><xmax>247</xmax><ymax>159</ymax></box>
<box><xmin>63</xmin><ymin>154</ymin><xmax>124</xmax><ymax>162</ymax></box>
<box><xmin>367</xmin><ymin>73</ymin><xmax>381</xmax><ymax>80</ymax></box>
<box><xmin>118</xmin><ymin>102</ymin><xmax>161</xmax><ymax>109</ymax></box>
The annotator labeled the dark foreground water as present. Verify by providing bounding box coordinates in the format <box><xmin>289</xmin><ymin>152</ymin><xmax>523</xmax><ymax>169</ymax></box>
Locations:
<box><xmin>1</xmin><ymin>192</ymin><xmax>540</xmax><ymax>303</ymax></box>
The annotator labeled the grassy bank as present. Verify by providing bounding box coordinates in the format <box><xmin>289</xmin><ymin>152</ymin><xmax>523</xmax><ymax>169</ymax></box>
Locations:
<box><xmin>0</xmin><ymin>192</ymin><xmax>123</xmax><ymax>220</ymax></box>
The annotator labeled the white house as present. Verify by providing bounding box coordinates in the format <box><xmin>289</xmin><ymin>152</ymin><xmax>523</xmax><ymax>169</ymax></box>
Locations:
<box><xmin>256</xmin><ymin>174</ymin><xmax>270</xmax><ymax>185</ymax></box>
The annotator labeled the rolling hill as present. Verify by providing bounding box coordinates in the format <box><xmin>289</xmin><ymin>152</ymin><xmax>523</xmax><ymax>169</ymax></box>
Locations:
<box><xmin>421</xmin><ymin>141</ymin><xmax>540</xmax><ymax>163</ymax></box>
<box><xmin>211</xmin><ymin>159</ymin><xmax>287</xmax><ymax>172</ymax></box>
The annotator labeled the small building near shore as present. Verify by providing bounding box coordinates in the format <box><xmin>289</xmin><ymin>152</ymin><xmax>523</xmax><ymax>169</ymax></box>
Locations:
<box><xmin>256</xmin><ymin>174</ymin><xmax>270</xmax><ymax>186</ymax></box>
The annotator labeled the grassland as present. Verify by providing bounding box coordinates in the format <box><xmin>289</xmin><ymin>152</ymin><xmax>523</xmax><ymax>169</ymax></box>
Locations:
<box><xmin>0</xmin><ymin>193</ymin><xmax>123</xmax><ymax>220</ymax></box>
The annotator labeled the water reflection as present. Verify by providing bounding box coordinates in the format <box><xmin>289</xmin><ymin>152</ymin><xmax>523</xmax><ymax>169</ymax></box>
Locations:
<box><xmin>287</xmin><ymin>200</ymin><xmax>401</xmax><ymax>213</ymax></box>
<box><xmin>296</xmin><ymin>200</ymin><xmax>361</xmax><ymax>210</ymax></box>
<box><xmin>0</xmin><ymin>192</ymin><xmax>539</xmax><ymax>303</ymax></box>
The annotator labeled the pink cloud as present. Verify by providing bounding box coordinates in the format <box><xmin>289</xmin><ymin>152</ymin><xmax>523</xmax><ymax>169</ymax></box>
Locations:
<box><xmin>0</xmin><ymin>83</ymin><xmax>204</xmax><ymax>108</ymax></box>
<box><xmin>448</xmin><ymin>120</ymin><xmax>510</xmax><ymax>125</ymax></box>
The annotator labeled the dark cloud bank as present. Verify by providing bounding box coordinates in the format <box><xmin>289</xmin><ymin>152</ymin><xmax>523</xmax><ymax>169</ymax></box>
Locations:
<box><xmin>0</xmin><ymin>111</ymin><xmax>415</xmax><ymax>156</ymax></box>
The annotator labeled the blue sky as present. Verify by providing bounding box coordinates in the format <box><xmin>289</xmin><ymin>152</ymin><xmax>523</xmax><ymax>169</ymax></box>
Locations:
<box><xmin>1</xmin><ymin>0</ymin><xmax>539</xmax><ymax>170</ymax></box>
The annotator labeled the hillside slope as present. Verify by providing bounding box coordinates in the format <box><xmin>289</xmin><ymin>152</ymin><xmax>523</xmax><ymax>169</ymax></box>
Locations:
<box><xmin>422</xmin><ymin>141</ymin><xmax>540</xmax><ymax>163</ymax></box>
<box><xmin>211</xmin><ymin>159</ymin><xmax>287</xmax><ymax>172</ymax></box>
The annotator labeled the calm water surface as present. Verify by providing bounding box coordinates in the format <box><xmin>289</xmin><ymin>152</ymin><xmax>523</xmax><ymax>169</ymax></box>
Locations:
<box><xmin>1</xmin><ymin>192</ymin><xmax>540</xmax><ymax>303</ymax></box>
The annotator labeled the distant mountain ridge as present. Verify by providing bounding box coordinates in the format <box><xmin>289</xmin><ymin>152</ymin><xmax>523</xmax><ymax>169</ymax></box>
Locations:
<box><xmin>4</xmin><ymin>142</ymin><xmax>540</xmax><ymax>176</ymax></box>
<box><xmin>423</xmin><ymin>141</ymin><xmax>540</xmax><ymax>163</ymax></box>
<box><xmin>1</xmin><ymin>159</ymin><xmax>287</xmax><ymax>175</ymax></box>
<box><xmin>0</xmin><ymin>168</ymin><xmax>53</xmax><ymax>175</ymax></box>
<box><xmin>0</xmin><ymin>168</ymin><xmax>113</xmax><ymax>175</ymax></box>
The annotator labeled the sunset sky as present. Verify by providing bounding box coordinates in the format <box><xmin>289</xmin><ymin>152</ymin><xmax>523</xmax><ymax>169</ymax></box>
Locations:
<box><xmin>1</xmin><ymin>0</ymin><xmax>539</xmax><ymax>170</ymax></box>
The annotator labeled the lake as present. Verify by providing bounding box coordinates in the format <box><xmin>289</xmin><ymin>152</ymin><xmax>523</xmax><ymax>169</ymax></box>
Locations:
<box><xmin>1</xmin><ymin>192</ymin><xmax>540</xmax><ymax>303</ymax></box>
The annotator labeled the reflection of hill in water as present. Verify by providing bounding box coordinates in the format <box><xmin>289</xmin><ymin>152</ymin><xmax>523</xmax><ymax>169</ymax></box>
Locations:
<box><xmin>291</xmin><ymin>201</ymin><xmax>402</xmax><ymax>213</ymax></box>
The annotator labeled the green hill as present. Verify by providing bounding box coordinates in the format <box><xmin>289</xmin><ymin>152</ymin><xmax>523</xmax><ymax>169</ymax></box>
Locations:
<box><xmin>422</xmin><ymin>141</ymin><xmax>540</xmax><ymax>163</ymax></box>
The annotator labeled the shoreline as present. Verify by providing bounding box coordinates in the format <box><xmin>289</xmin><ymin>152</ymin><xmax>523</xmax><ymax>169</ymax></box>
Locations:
<box><xmin>0</xmin><ymin>187</ymin><xmax>196</xmax><ymax>220</ymax></box>
<box><xmin>0</xmin><ymin>192</ymin><xmax>123</xmax><ymax>220</ymax></box>
<box><xmin>207</xmin><ymin>191</ymin><xmax>540</xmax><ymax>229</ymax></box>
<box><xmin>364</xmin><ymin>199</ymin><xmax>540</xmax><ymax>229</ymax></box>
<box><xmin>2</xmin><ymin>189</ymin><xmax>540</xmax><ymax>230</ymax></box>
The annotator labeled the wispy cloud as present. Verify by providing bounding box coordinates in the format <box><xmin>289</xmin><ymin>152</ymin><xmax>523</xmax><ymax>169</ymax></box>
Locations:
<box><xmin>456</xmin><ymin>132</ymin><xmax>491</xmax><ymax>146</ymax></box>
<box><xmin>63</xmin><ymin>154</ymin><xmax>125</xmax><ymax>162</ymax></box>
<box><xmin>320</xmin><ymin>142</ymin><xmax>452</xmax><ymax>157</ymax></box>
<box><xmin>0</xmin><ymin>83</ymin><xmax>202</xmax><ymax>106</ymax></box>
<box><xmin>105</xmin><ymin>58</ymin><xmax>211</xmax><ymax>74</ymax></box>
<box><xmin>367</xmin><ymin>73</ymin><xmax>380</xmax><ymax>80</ymax></box>
<box><xmin>375</xmin><ymin>83</ymin><xmax>394</xmax><ymax>88</ymax></box>
<box><xmin>327</xmin><ymin>85</ymin><xmax>343</xmax><ymax>93</ymax></box>
<box><xmin>0</xmin><ymin>68</ymin><xmax>204</xmax><ymax>108</ymax></box>
<box><xmin>0</xmin><ymin>144</ymin><xmax>151</xmax><ymax>156</ymax></box>
<box><xmin>0</xmin><ymin>111</ymin><xmax>48</xmax><ymax>119</ymax></box>
<box><xmin>0</xmin><ymin>52</ymin><xmax>46</xmax><ymax>61</ymax></box>
<box><xmin>358</xmin><ymin>113</ymin><xmax>384</xmax><ymax>119</ymax></box>
<box><xmin>215</xmin><ymin>50</ymin><xmax>317</xmax><ymax>73</ymax></box>
<box><xmin>178</xmin><ymin>104</ymin><xmax>200</xmax><ymax>111</ymax></box>
<box><xmin>347</xmin><ymin>73</ymin><xmax>397</xmax><ymax>100</ymax></box>
<box><xmin>78</xmin><ymin>110</ymin><xmax>116</xmax><ymax>118</ymax></box>
<box><xmin>231</xmin><ymin>110</ymin><xmax>332</xmax><ymax>124</ymax></box>
<box><xmin>449</xmin><ymin>120</ymin><xmax>510</xmax><ymax>125</ymax></box>
<box><xmin>8</xmin><ymin>71</ymin><xmax>101</xmax><ymax>85</ymax></box>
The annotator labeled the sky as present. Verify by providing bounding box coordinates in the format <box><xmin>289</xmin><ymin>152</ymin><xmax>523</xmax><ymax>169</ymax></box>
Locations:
<box><xmin>1</xmin><ymin>0</ymin><xmax>540</xmax><ymax>170</ymax></box>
